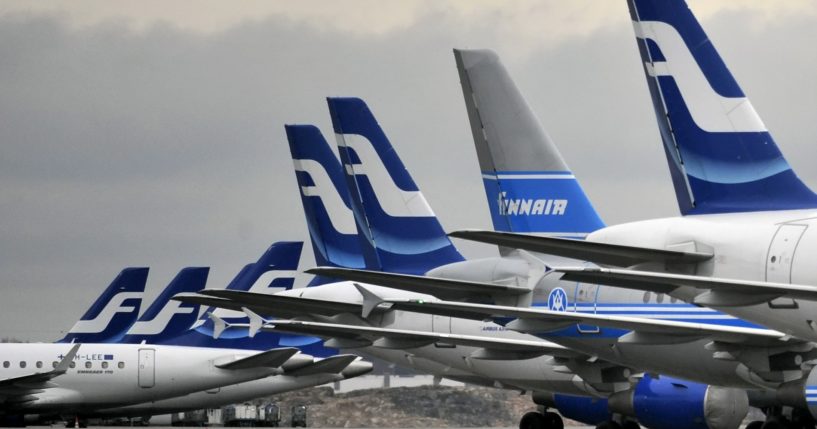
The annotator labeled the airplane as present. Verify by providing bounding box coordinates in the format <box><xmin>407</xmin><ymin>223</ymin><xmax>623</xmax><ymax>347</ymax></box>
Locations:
<box><xmin>93</xmin><ymin>243</ymin><xmax>371</xmax><ymax>421</ymax></box>
<box><xmin>292</xmin><ymin>2</ymin><xmax>817</xmax><ymax>427</ymax></box>
<box><xmin>177</xmin><ymin>94</ymin><xmax>764</xmax><ymax>429</ymax></box>
<box><xmin>0</xmin><ymin>246</ymin><xmax>369</xmax><ymax>426</ymax></box>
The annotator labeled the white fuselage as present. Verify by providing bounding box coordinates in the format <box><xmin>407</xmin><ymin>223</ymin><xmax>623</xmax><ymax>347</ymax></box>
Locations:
<box><xmin>0</xmin><ymin>343</ymin><xmax>290</xmax><ymax>414</ymax></box>
<box><xmin>590</xmin><ymin>209</ymin><xmax>817</xmax><ymax>341</ymax></box>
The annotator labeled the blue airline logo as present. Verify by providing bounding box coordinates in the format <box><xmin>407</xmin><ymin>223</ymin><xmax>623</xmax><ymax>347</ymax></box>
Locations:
<box><xmin>68</xmin><ymin>292</ymin><xmax>143</xmax><ymax>334</ymax></box>
<box><xmin>498</xmin><ymin>192</ymin><xmax>567</xmax><ymax>216</ymax></box>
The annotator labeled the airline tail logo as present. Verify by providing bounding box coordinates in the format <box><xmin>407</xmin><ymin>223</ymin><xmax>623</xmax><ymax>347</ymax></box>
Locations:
<box><xmin>634</xmin><ymin>20</ymin><xmax>765</xmax><ymax>134</ymax></box>
<box><xmin>126</xmin><ymin>301</ymin><xmax>195</xmax><ymax>336</ymax></box>
<box><xmin>68</xmin><ymin>292</ymin><xmax>143</xmax><ymax>334</ymax></box>
<box><xmin>293</xmin><ymin>157</ymin><xmax>357</xmax><ymax>235</ymax></box>
<box><xmin>339</xmin><ymin>133</ymin><xmax>435</xmax><ymax>218</ymax></box>
<box><xmin>498</xmin><ymin>192</ymin><xmax>567</xmax><ymax>217</ymax></box>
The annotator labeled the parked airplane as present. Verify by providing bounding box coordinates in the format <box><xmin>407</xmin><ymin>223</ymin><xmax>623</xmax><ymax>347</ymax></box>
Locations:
<box><xmin>298</xmin><ymin>2</ymin><xmax>817</xmax><ymax>427</ymax></box>
<box><xmin>178</xmin><ymin>95</ymin><xmax>760</xmax><ymax>429</ymax></box>
<box><xmin>92</xmin><ymin>243</ymin><xmax>371</xmax><ymax>420</ymax></box>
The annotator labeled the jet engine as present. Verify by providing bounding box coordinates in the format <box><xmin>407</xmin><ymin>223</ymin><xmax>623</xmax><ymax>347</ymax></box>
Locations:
<box><xmin>608</xmin><ymin>375</ymin><xmax>748</xmax><ymax>429</ymax></box>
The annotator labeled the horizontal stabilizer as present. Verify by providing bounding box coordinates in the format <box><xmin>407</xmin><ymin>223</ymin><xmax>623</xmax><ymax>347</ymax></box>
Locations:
<box><xmin>450</xmin><ymin>230</ymin><xmax>712</xmax><ymax>266</ymax></box>
<box><xmin>555</xmin><ymin>267</ymin><xmax>817</xmax><ymax>306</ymax></box>
<box><xmin>215</xmin><ymin>347</ymin><xmax>300</xmax><ymax>370</ymax></box>
<box><xmin>261</xmin><ymin>319</ymin><xmax>575</xmax><ymax>357</ymax></box>
<box><xmin>285</xmin><ymin>354</ymin><xmax>359</xmax><ymax>376</ymax></box>
<box><xmin>307</xmin><ymin>267</ymin><xmax>531</xmax><ymax>300</ymax></box>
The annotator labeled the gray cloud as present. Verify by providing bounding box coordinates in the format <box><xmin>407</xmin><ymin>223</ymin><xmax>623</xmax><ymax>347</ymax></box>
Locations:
<box><xmin>0</xmin><ymin>4</ymin><xmax>815</xmax><ymax>341</ymax></box>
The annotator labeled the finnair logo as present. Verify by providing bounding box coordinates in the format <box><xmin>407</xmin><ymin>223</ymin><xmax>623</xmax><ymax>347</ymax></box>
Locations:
<box><xmin>206</xmin><ymin>271</ymin><xmax>297</xmax><ymax>321</ymax></box>
<box><xmin>69</xmin><ymin>292</ymin><xmax>142</xmax><ymax>334</ymax></box>
<box><xmin>126</xmin><ymin>301</ymin><xmax>196</xmax><ymax>336</ymax></box>
<box><xmin>497</xmin><ymin>192</ymin><xmax>567</xmax><ymax>216</ymax></box>
<box><xmin>337</xmin><ymin>133</ymin><xmax>435</xmax><ymax>218</ymax></box>
<box><xmin>293</xmin><ymin>158</ymin><xmax>358</xmax><ymax>235</ymax></box>
<box><xmin>634</xmin><ymin>20</ymin><xmax>765</xmax><ymax>133</ymax></box>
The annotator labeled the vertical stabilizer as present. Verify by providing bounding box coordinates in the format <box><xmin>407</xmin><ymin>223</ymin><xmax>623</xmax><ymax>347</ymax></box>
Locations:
<box><xmin>120</xmin><ymin>267</ymin><xmax>209</xmax><ymax>344</ymax></box>
<box><xmin>57</xmin><ymin>267</ymin><xmax>148</xmax><ymax>343</ymax></box>
<box><xmin>628</xmin><ymin>0</ymin><xmax>817</xmax><ymax>214</ymax></box>
<box><xmin>328</xmin><ymin>97</ymin><xmax>465</xmax><ymax>274</ymax></box>
<box><xmin>454</xmin><ymin>49</ymin><xmax>604</xmax><ymax>237</ymax></box>
<box><xmin>285</xmin><ymin>124</ymin><xmax>373</xmax><ymax>278</ymax></box>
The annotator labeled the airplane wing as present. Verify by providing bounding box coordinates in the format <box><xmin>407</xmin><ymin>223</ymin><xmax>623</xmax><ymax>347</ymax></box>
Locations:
<box><xmin>215</xmin><ymin>347</ymin><xmax>300</xmax><ymax>370</ymax></box>
<box><xmin>0</xmin><ymin>343</ymin><xmax>81</xmax><ymax>401</ymax></box>
<box><xmin>555</xmin><ymin>267</ymin><xmax>817</xmax><ymax>307</ymax></box>
<box><xmin>174</xmin><ymin>291</ymin><xmax>368</xmax><ymax>318</ymax></box>
<box><xmin>256</xmin><ymin>319</ymin><xmax>580</xmax><ymax>359</ymax></box>
<box><xmin>380</xmin><ymin>297</ymin><xmax>790</xmax><ymax>347</ymax></box>
<box><xmin>305</xmin><ymin>267</ymin><xmax>530</xmax><ymax>300</ymax></box>
<box><xmin>449</xmin><ymin>230</ymin><xmax>712</xmax><ymax>267</ymax></box>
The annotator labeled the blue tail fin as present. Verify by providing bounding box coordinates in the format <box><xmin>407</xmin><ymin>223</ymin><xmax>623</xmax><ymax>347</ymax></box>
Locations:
<box><xmin>162</xmin><ymin>242</ymin><xmax>332</xmax><ymax>355</ymax></box>
<box><xmin>328</xmin><ymin>97</ymin><xmax>465</xmax><ymax>274</ymax></box>
<box><xmin>119</xmin><ymin>267</ymin><xmax>209</xmax><ymax>344</ymax></box>
<box><xmin>628</xmin><ymin>0</ymin><xmax>817</xmax><ymax>215</ymax></box>
<box><xmin>454</xmin><ymin>49</ymin><xmax>605</xmax><ymax>237</ymax></box>
<box><xmin>57</xmin><ymin>267</ymin><xmax>148</xmax><ymax>343</ymax></box>
<box><xmin>285</xmin><ymin>124</ymin><xmax>370</xmax><ymax>275</ymax></box>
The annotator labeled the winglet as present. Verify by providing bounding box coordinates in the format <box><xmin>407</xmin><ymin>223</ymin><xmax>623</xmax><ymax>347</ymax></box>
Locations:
<box><xmin>242</xmin><ymin>307</ymin><xmax>265</xmax><ymax>338</ymax></box>
<box><xmin>54</xmin><ymin>344</ymin><xmax>81</xmax><ymax>374</ymax></box>
<box><xmin>354</xmin><ymin>283</ymin><xmax>386</xmax><ymax>318</ymax></box>
<box><xmin>208</xmin><ymin>313</ymin><xmax>227</xmax><ymax>339</ymax></box>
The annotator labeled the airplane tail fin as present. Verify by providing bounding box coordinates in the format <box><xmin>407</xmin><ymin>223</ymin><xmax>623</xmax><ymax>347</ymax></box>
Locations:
<box><xmin>169</xmin><ymin>242</ymin><xmax>332</xmax><ymax>354</ymax></box>
<box><xmin>285</xmin><ymin>124</ymin><xmax>371</xmax><ymax>278</ymax></box>
<box><xmin>120</xmin><ymin>267</ymin><xmax>209</xmax><ymax>344</ymax></box>
<box><xmin>328</xmin><ymin>97</ymin><xmax>465</xmax><ymax>275</ymax></box>
<box><xmin>454</xmin><ymin>49</ymin><xmax>604</xmax><ymax>237</ymax></box>
<box><xmin>628</xmin><ymin>0</ymin><xmax>817</xmax><ymax>214</ymax></box>
<box><xmin>224</xmin><ymin>241</ymin><xmax>302</xmax><ymax>293</ymax></box>
<box><xmin>56</xmin><ymin>267</ymin><xmax>148</xmax><ymax>343</ymax></box>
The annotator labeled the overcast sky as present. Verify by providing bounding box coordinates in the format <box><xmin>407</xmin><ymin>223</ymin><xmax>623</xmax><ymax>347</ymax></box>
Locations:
<box><xmin>1</xmin><ymin>1</ymin><xmax>816</xmax><ymax>341</ymax></box>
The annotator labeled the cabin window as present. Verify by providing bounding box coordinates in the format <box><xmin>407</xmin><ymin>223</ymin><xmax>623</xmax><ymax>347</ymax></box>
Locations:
<box><xmin>101</xmin><ymin>361</ymin><xmax>108</xmax><ymax>369</ymax></box>
<box><xmin>642</xmin><ymin>292</ymin><xmax>652</xmax><ymax>303</ymax></box>
<box><xmin>2</xmin><ymin>361</ymin><xmax>8</xmax><ymax>368</ymax></box>
<box><xmin>19</xmin><ymin>361</ymin><xmax>26</xmax><ymax>368</ymax></box>
<box><xmin>656</xmin><ymin>293</ymin><xmax>665</xmax><ymax>304</ymax></box>
<box><xmin>85</xmin><ymin>361</ymin><xmax>92</xmax><ymax>369</ymax></box>
<box><xmin>69</xmin><ymin>362</ymin><xmax>76</xmax><ymax>369</ymax></box>
<box><xmin>36</xmin><ymin>361</ymin><xmax>43</xmax><ymax>369</ymax></box>
<box><xmin>118</xmin><ymin>362</ymin><xmax>125</xmax><ymax>369</ymax></box>
<box><xmin>52</xmin><ymin>361</ymin><xmax>58</xmax><ymax>368</ymax></box>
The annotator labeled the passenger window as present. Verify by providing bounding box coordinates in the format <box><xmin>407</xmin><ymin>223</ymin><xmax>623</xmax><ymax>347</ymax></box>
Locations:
<box><xmin>69</xmin><ymin>362</ymin><xmax>76</xmax><ymax>369</ymax></box>
<box><xmin>656</xmin><ymin>293</ymin><xmax>664</xmax><ymax>303</ymax></box>
<box><xmin>19</xmin><ymin>361</ymin><xmax>26</xmax><ymax>368</ymax></box>
<box><xmin>36</xmin><ymin>361</ymin><xmax>43</xmax><ymax>369</ymax></box>
<box><xmin>85</xmin><ymin>361</ymin><xmax>92</xmax><ymax>369</ymax></box>
<box><xmin>642</xmin><ymin>292</ymin><xmax>652</xmax><ymax>303</ymax></box>
<box><xmin>2</xmin><ymin>361</ymin><xmax>8</xmax><ymax>368</ymax></box>
<box><xmin>118</xmin><ymin>362</ymin><xmax>125</xmax><ymax>369</ymax></box>
<box><xmin>52</xmin><ymin>361</ymin><xmax>58</xmax><ymax>368</ymax></box>
<box><xmin>101</xmin><ymin>361</ymin><xmax>108</xmax><ymax>369</ymax></box>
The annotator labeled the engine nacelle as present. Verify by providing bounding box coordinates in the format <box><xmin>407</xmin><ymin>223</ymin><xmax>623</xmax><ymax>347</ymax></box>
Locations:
<box><xmin>608</xmin><ymin>375</ymin><xmax>748</xmax><ymax>429</ymax></box>
<box><xmin>534</xmin><ymin>391</ymin><xmax>610</xmax><ymax>425</ymax></box>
